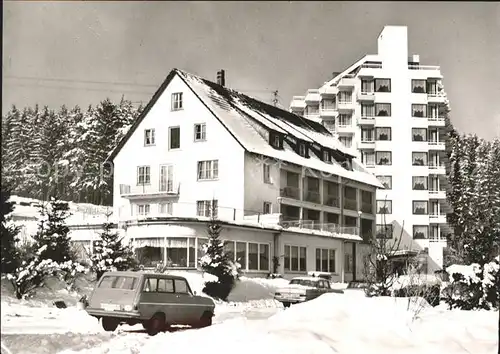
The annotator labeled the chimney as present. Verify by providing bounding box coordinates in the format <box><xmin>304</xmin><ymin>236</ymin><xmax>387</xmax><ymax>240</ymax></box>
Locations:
<box><xmin>216</xmin><ymin>70</ymin><xmax>225</xmax><ymax>86</ymax></box>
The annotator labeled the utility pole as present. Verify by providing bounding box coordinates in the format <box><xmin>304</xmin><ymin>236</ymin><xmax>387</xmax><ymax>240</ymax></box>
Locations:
<box><xmin>272</xmin><ymin>90</ymin><xmax>279</xmax><ymax>107</ymax></box>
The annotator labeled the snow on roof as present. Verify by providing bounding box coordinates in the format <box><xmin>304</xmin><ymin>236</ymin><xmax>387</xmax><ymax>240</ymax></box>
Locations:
<box><xmin>176</xmin><ymin>69</ymin><xmax>382</xmax><ymax>188</ymax></box>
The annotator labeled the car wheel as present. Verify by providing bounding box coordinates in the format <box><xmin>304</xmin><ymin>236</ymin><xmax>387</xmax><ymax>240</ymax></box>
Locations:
<box><xmin>198</xmin><ymin>313</ymin><xmax>213</xmax><ymax>328</ymax></box>
<box><xmin>146</xmin><ymin>313</ymin><xmax>165</xmax><ymax>336</ymax></box>
<box><xmin>282</xmin><ymin>302</ymin><xmax>291</xmax><ymax>308</ymax></box>
<box><xmin>101</xmin><ymin>317</ymin><xmax>119</xmax><ymax>332</ymax></box>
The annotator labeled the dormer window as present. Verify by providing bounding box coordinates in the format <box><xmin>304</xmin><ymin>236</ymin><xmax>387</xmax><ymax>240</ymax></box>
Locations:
<box><xmin>299</xmin><ymin>143</ymin><xmax>307</xmax><ymax>157</ymax></box>
<box><xmin>269</xmin><ymin>131</ymin><xmax>283</xmax><ymax>149</ymax></box>
<box><xmin>322</xmin><ymin>149</ymin><xmax>330</xmax><ymax>163</ymax></box>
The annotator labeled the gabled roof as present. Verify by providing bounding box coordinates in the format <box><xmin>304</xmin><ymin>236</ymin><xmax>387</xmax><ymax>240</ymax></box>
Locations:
<box><xmin>107</xmin><ymin>69</ymin><xmax>383</xmax><ymax>188</ymax></box>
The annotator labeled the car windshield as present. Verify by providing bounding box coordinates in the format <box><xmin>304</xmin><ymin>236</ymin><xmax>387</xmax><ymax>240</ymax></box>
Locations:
<box><xmin>289</xmin><ymin>279</ymin><xmax>318</xmax><ymax>287</ymax></box>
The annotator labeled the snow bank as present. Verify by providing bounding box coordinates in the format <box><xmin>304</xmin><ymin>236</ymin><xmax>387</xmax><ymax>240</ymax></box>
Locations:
<box><xmin>67</xmin><ymin>293</ymin><xmax>497</xmax><ymax>354</ymax></box>
<box><xmin>227</xmin><ymin>276</ymin><xmax>289</xmax><ymax>302</ymax></box>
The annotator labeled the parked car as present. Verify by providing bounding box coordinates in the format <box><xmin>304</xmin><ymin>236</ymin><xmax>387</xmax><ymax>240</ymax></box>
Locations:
<box><xmin>274</xmin><ymin>276</ymin><xmax>343</xmax><ymax>307</ymax></box>
<box><xmin>344</xmin><ymin>281</ymin><xmax>370</xmax><ymax>296</ymax></box>
<box><xmin>85</xmin><ymin>271</ymin><xmax>215</xmax><ymax>335</ymax></box>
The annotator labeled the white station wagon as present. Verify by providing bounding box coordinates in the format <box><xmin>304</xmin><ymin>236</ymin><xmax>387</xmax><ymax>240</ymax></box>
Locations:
<box><xmin>274</xmin><ymin>276</ymin><xmax>343</xmax><ymax>307</ymax></box>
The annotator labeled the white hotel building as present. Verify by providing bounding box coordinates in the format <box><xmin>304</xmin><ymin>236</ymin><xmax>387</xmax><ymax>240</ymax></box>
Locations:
<box><xmin>289</xmin><ymin>26</ymin><xmax>452</xmax><ymax>272</ymax></box>
<box><xmin>105</xmin><ymin>68</ymin><xmax>384</xmax><ymax>281</ymax></box>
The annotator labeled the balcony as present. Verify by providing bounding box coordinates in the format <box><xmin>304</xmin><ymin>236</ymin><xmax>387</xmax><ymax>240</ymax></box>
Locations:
<box><xmin>337</xmin><ymin>101</ymin><xmax>355</xmax><ymax>112</ymax></box>
<box><xmin>304</xmin><ymin>190</ymin><xmax>321</xmax><ymax>204</ymax></box>
<box><xmin>337</xmin><ymin>76</ymin><xmax>357</xmax><ymax>90</ymax></box>
<box><xmin>357</xmin><ymin>63</ymin><xmax>382</xmax><ymax>78</ymax></box>
<box><xmin>323</xmin><ymin>195</ymin><xmax>340</xmax><ymax>208</ymax></box>
<box><xmin>336</xmin><ymin>124</ymin><xmax>356</xmax><ymax>135</ymax></box>
<box><xmin>429</xmin><ymin>164</ymin><xmax>446</xmax><ymax>175</ymax></box>
<box><xmin>428</xmin><ymin>117</ymin><xmax>446</xmax><ymax>127</ymax></box>
<box><xmin>427</xmin><ymin>93</ymin><xmax>447</xmax><ymax>104</ymax></box>
<box><xmin>343</xmin><ymin>198</ymin><xmax>357</xmax><ymax>211</ymax></box>
<box><xmin>358</xmin><ymin>116</ymin><xmax>376</xmax><ymax>126</ymax></box>
<box><xmin>429</xmin><ymin>214</ymin><xmax>447</xmax><ymax>224</ymax></box>
<box><xmin>320</xmin><ymin>108</ymin><xmax>338</xmax><ymax>118</ymax></box>
<box><xmin>280</xmin><ymin>220</ymin><xmax>359</xmax><ymax>236</ymax></box>
<box><xmin>361</xmin><ymin>202</ymin><xmax>373</xmax><ymax>214</ymax></box>
<box><xmin>290</xmin><ymin>96</ymin><xmax>306</xmax><ymax>109</ymax></box>
<box><xmin>120</xmin><ymin>183</ymin><xmax>180</xmax><ymax>200</ymax></box>
<box><xmin>305</xmin><ymin>89</ymin><xmax>321</xmax><ymax>103</ymax></box>
<box><xmin>359</xmin><ymin>139</ymin><xmax>375</xmax><ymax>150</ymax></box>
<box><xmin>280</xmin><ymin>186</ymin><xmax>300</xmax><ymax>200</ymax></box>
<box><xmin>429</xmin><ymin>190</ymin><xmax>446</xmax><ymax>199</ymax></box>
<box><xmin>428</xmin><ymin>140</ymin><xmax>446</xmax><ymax>151</ymax></box>
<box><xmin>357</xmin><ymin>92</ymin><xmax>375</xmax><ymax>102</ymax></box>
<box><xmin>319</xmin><ymin>85</ymin><xmax>338</xmax><ymax>96</ymax></box>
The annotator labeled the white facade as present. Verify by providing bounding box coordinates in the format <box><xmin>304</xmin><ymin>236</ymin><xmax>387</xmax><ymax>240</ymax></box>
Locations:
<box><xmin>107</xmin><ymin>68</ymin><xmax>382</xmax><ymax>279</ymax></box>
<box><xmin>290</xmin><ymin>26</ymin><xmax>451</xmax><ymax>272</ymax></box>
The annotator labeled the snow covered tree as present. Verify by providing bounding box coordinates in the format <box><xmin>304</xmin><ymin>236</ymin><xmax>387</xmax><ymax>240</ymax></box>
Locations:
<box><xmin>0</xmin><ymin>184</ymin><xmax>20</xmax><ymax>274</ymax></box>
<box><xmin>32</xmin><ymin>197</ymin><xmax>75</xmax><ymax>264</ymax></box>
<box><xmin>199</xmin><ymin>199</ymin><xmax>240</xmax><ymax>300</ymax></box>
<box><xmin>90</xmin><ymin>218</ymin><xmax>138</xmax><ymax>280</ymax></box>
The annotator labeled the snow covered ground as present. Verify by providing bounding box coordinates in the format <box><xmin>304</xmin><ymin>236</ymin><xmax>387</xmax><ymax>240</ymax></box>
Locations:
<box><xmin>1</xmin><ymin>271</ymin><xmax>498</xmax><ymax>354</ymax></box>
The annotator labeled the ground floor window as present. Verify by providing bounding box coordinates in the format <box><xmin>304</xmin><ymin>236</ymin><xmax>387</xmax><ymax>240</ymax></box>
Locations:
<box><xmin>315</xmin><ymin>248</ymin><xmax>336</xmax><ymax>273</ymax></box>
<box><xmin>133</xmin><ymin>237</ymin><xmax>207</xmax><ymax>268</ymax></box>
<box><xmin>224</xmin><ymin>240</ymin><xmax>270</xmax><ymax>271</ymax></box>
<box><xmin>284</xmin><ymin>245</ymin><xmax>307</xmax><ymax>272</ymax></box>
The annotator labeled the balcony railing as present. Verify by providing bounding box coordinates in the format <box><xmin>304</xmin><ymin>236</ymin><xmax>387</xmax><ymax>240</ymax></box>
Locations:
<box><xmin>280</xmin><ymin>186</ymin><xmax>300</xmax><ymax>199</ymax></box>
<box><xmin>280</xmin><ymin>220</ymin><xmax>359</xmax><ymax>235</ymax></box>
<box><xmin>408</xmin><ymin>64</ymin><xmax>440</xmax><ymax>71</ymax></box>
<box><xmin>120</xmin><ymin>183</ymin><xmax>180</xmax><ymax>199</ymax></box>
<box><xmin>323</xmin><ymin>195</ymin><xmax>340</xmax><ymax>208</ymax></box>
<box><xmin>304</xmin><ymin>190</ymin><xmax>321</xmax><ymax>204</ymax></box>
<box><xmin>343</xmin><ymin>198</ymin><xmax>357</xmax><ymax>211</ymax></box>
<box><xmin>361</xmin><ymin>202</ymin><xmax>373</xmax><ymax>214</ymax></box>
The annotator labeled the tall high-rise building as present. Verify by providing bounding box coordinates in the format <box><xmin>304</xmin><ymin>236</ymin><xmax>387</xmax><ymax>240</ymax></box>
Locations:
<box><xmin>289</xmin><ymin>26</ymin><xmax>451</xmax><ymax>272</ymax></box>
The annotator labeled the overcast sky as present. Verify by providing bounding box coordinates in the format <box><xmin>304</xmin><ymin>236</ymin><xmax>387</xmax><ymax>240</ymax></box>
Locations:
<box><xmin>3</xmin><ymin>1</ymin><xmax>500</xmax><ymax>139</ymax></box>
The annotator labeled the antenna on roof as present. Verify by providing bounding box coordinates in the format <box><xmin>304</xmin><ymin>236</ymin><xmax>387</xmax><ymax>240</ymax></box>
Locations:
<box><xmin>272</xmin><ymin>90</ymin><xmax>279</xmax><ymax>107</ymax></box>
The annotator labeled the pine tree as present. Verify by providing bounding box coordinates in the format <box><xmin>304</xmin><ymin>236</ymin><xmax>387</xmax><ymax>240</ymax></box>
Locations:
<box><xmin>32</xmin><ymin>197</ymin><xmax>75</xmax><ymax>264</ymax></box>
<box><xmin>199</xmin><ymin>199</ymin><xmax>239</xmax><ymax>300</ymax></box>
<box><xmin>90</xmin><ymin>219</ymin><xmax>137</xmax><ymax>279</ymax></box>
<box><xmin>0</xmin><ymin>184</ymin><xmax>20</xmax><ymax>274</ymax></box>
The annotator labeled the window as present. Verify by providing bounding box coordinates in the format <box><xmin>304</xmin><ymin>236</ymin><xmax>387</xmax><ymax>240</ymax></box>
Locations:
<box><xmin>284</xmin><ymin>245</ymin><xmax>307</xmax><ymax>272</ymax></box>
<box><xmin>375</xmin><ymin>103</ymin><xmax>391</xmax><ymax>117</ymax></box>
<box><xmin>412</xmin><ymin>80</ymin><xmax>426</xmax><ymax>93</ymax></box>
<box><xmin>413</xmin><ymin>225</ymin><xmax>429</xmax><ymax>239</ymax></box>
<box><xmin>375</xmin><ymin>78</ymin><xmax>391</xmax><ymax>92</ymax></box>
<box><xmin>197</xmin><ymin>160</ymin><xmax>219</xmax><ymax>180</ymax></box>
<box><xmin>376</xmin><ymin>200</ymin><xmax>392</xmax><ymax>214</ymax></box>
<box><xmin>143</xmin><ymin>278</ymin><xmax>158</xmax><ymax>292</ymax></box>
<box><xmin>375</xmin><ymin>127</ymin><xmax>391</xmax><ymax>141</ymax></box>
<box><xmin>270</xmin><ymin>133</ymin><xmax>282</xmax><ymax>149</ymax></box>
<box><xmin>144</xmin><ymin>129</ymin><xmax>155</xmax><ymax>146</ymax></box>
<box><xmin>298</xmin><ymin>143</ymin><xmax>306</xmax><ymax>157</ymax></box>
<box><xmin>413</xmin><ymin>201</ymin><xmax>428</xmax><ymax>215</ymax></box>
<box><xmin>196</xmin><ymin>200</ymin><xmax>218</xmax><ymax>217</ymax></box>
<box><xmin>322</xmin><ymin>150</ymin><xmax>330</xmax><ymax>162</ymax></box>
<box><xmin>427</xmin><ymin>80</ymin><xmax>438</xmax><ymax>95</ymax></box>
<box><xmin>412</xmin><ymin>104</ymin><xmax>427</xmax><ymax>118</ymax></box>
<box><xmin>376</xmin><ymin>151</ymin><xmax>392</xmax><ymax>165</ymax></box>
<box><xmin>338</xmin><ymin>114</ymin><xmax>352</xmax><ymax>126</ymax></box>
<box><xmin>361</xmin><ymin>129</ymin><xmax>374</xmax><ymax>142</ymax></box>
<box><xmin>339</xmin><ymin>136</ymin><xmax>352</xmax><ymax>148</ymax></box>
<box><xmin>323</xmin><ymin>120</ymin><xmax>335</xmax><ymax>133</ymax></box>
<box><xmin>99</xmin><ymin>276</ymin><xmax>138</xmax><ymax>290</ymax></box>
<box><xmin>263</xmin><ymin>163</ymin><xmax>271</xmax><ymax>183</ymax></box>
<box><xmin>360</xmin><ymin>218</ymin><xmax>373</xmax><ymax>241</ymax></box>
<box><xmin>361</xmin><ymin>80</ymin><xmax>374</xmax><ymax>93</ymax></box>
<box><xmin>194</xmin><ymin>123</ymin><xmax>206</xmax><ymax>141</ymax></box>
<box><xmin>376</xmin><ymin>224</ymin><xmax>393</xmax><ymax>239</ymax></box>
<box><xmin>137</xmin><ymin>204</ymin><xmax>150</xmax><ymax>216</ymax></box>
<box><xmin>361</xmin><ymin>191</ymin><xmax>373</xmax><ymax>213</ymax></box>
<box><xmin>225</xmin><ymin>241</ymin><xmax>270</xmax><ymax>271</ymax></box>
<box><xmin>315</xmin><ymin>248</ymin><xmax>336</xmax><ymax>273</ymax></box>
<box><xmin>338</xmin><ymin>91</ymin><xmax>352</xmax><ymax>103</ymax></box>
<box><xmin>321</xmin><ymin>99</ymin><xmax>336</xmax><ymax>110</ymax></box>
<box><xmin>361</xmin><ymin>104</ymin><xmax>375</xmax><ymax>117</ymax></box>
<box><xmin>361</xmin><ymin>151</ymin><xmax>375</xmax><ymax>166</ymax></box>
<box><xmin>428</xmin><ymin>104</ymin><xmax>440</xmax><ymax>119</ymax></box>
<box><xmin>137</xmin><ymin>166</ymin><xmax>151</xmax><ymax>185</ymax></box>
<box><xmin>412</xmin><ymin>152</ymin><xmax>428</xmax><ymax>166</ymax></box>
<box><xmin>412</xmin><ymin>176</ymin><xmax>428</xmax><ymax>190</ymax></box>
<box><xmin>412</xmin><ymin>128</ymin><xmax>427</xmax><ymax>142</ymax></box>
<box><xmin>159</xmin><ymin>164</ymin><xmax>174</xmax><ymax>192</ymax></box>
<box><xmin>169</xmin><ymin>127</ymin><xmax>180</xmax><ymax>149</ymax></box>
<box><xmin>305</xmin><ymin>105</ymin><xmax>319</xmax><ymax>115</ymax></box>
<box><xmin>174</xmin><ymin>279</ymin><xmax>190</xmax><ymax>294</ymax></box>
<box><xmin>171</xmin><ymin>92</ymin><xmax>183</xmax><ymax>111</ymax></box>
<box><xmin>156</xmin><ymin>278</ymin><xmax>174</xmax><ymax>293</ymax></box>
<box><xmin>343</xmin><ymin>186</ymin><xmax>357</xmax><ymax>210</ymax></box>
<box><xmin>158</xmin><ymin>202</ymin><xmax>173</xmax><ymax>215</ymax></box>
<box><xmin>263</xmin><ymin>202</ymin><xmax>272</xmax><ymax>214</ymax></box>
<box><xmin>376</xmin><ymin>175</ymin><xmax>392</xmax><ymax>189</ymax></box>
